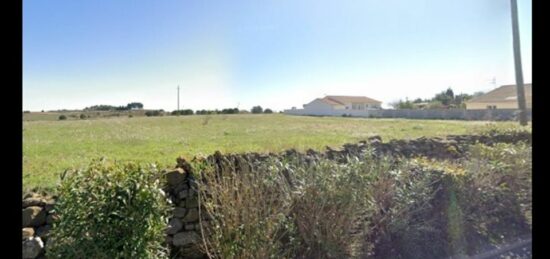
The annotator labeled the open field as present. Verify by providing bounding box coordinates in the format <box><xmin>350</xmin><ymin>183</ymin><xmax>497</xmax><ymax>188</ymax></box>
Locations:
<box><xmin>23</xmin><ymin>110</ymin><xmax>152</xmax><ymax>121</ymax></box>
<box><xmin>23</xmin><ymin>114</ymin><xmax>528</xmax><ymax>191</ymax></box>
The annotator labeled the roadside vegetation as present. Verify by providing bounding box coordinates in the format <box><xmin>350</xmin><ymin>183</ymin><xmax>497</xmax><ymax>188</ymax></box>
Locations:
<box><xmin>195</xmin><ymin>140</ymin><xmax>531</xmax><ymax>258</ymax></box>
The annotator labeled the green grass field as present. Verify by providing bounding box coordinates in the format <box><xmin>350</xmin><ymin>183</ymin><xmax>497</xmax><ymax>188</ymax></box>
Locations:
<box><xmin>23</xmin><ymin>110</ymin><xmax>151</xmax><ymax>121</ymax></box>
<box><xmin>23</xmin><ymin>114</ymin><xmax>527</xmax><ymax>191</ymax></box>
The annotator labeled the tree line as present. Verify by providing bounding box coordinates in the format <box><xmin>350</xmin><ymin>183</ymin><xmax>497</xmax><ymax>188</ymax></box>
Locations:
<box><xmin>390</xmin><ymin>88</ymin><xmax>485</xmax><ymax>109</ymax></box>
<box><xmin>84</xmin><ymin>102</ymin><xmax>144</xmax><ymax>111</ymax></box>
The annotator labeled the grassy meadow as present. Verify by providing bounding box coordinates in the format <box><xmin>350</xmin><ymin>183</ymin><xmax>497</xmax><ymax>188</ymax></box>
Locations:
<box><xmin>23</xmin><ymin>114</ymin><xmax>527</xmax><ymax>191</ymax></box>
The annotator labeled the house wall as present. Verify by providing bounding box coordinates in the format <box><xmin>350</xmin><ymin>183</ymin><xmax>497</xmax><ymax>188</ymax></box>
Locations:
<box><xmin>466</xmin><ymin>102</ymin><xmax>533</xmax><ymax>110</ymax></box>
<box><xmin>335</xmin><ymin>102</ymin><xmax>381</xmax><ymax>110</ymax></box>
<box><xmin>302</xmin><ymin>99</ymin><xmax>336</xmax><ymax>115</ymax></box>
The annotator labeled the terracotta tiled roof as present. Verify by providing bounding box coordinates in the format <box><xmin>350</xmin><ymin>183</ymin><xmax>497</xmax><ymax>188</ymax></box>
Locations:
<box><xmin>321</xmin><ymin>95</ymin><xmax>382</xmax><ymax>105</ymax></box>
<box><xmin>467</xmin><ymin>84</ymin><xmax>532</xmax><ymax>103</ymax></box>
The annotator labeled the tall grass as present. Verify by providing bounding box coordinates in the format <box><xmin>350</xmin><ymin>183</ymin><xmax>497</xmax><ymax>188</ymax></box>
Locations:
<box><xmin>194</xmin><ymin>142</ymin><xmax>531</xmax><ymax>258</ymax></box>
<box><xmin>195</xmin><ymin>156</ymin><xmax>297</xmax><ymax>259</ymax></box>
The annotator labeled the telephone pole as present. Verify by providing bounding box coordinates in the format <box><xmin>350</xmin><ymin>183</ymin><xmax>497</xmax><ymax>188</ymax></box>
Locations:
<box><xmin>177</xmin><ymin>85</ymin><xmax>180</xmax><ymax>112</ymax></box>
<box><xmin>510</xmin><ymin>0</ymin><xmax>528</xmax><ymax>126</ymax></box>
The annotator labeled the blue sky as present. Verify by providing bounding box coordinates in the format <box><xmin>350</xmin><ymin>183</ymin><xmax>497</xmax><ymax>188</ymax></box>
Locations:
<box><xmin>23</xmin><ymin>0</ymin><xmax>532</xmax><ymax>111</ymax></box>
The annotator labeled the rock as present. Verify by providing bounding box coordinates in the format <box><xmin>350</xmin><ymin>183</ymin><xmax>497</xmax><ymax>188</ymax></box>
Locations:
<box><xmin>186</xmin><ymin>196</ymin><xmax>199</xmax><ymax>208</ymax></box>
<box><xmin>22</xmin><ymin>237</ymin><xmax>44</xmax><ymax>259</ymax></box>
<box><xmin>36</xmin><ymin>225</ymin><xmax>52</xmax><ymax>240</ymax></box>
<box><xmin>173</xmin><ymin>182</ymin><xmax>189</xmax><ymax>195</ymax></box>
<box><xmin>178</xmin><ymin>200</ymin><xmax>187</xmax><ymax>208</ymax></box>
<box><xmin>44</xmin><ymin>199</ymin><xmax>56</xmax><ymax>212</ymax></box>
<box><xmin>183</xmin><ymin>208</ymin><xmax>199</xmax><ymax>222</ymax></box>
<box><xmin>178</xmin><ymin>190</ymin><xmax>189</xmax><ymax>199</ymax></box>
<box><xmin>174</xmin><ymin>207</ymin><xmax>187</xmax><ymax>218</ymax></box>
<box><xmin>184</xmin><ymin>224</ymin><xmax>195</xmax><ymax>231</ymax></box>
<box><xmin>176</xmin><ymin>156</ymin><xmax>193</xmax><ymax>173</ymax></box>
<box><xmin>23</xmin><ymin>207</ymin><xmax>46</xmax><ymax>227</ymax></box>
<box><xmin>23</xmin><ymin>193</ymin><xmax>37</xmax><ymax>199</ymax></box>
<box><xmin>22</xmin><ymin>228</ymin><xmax>35</xmax><ymax>240</ymax></box>
<box><xmin>166</xmin><ymin>168</ymin><xmax>186</xmax><ymax>187</ymax></box>
<box><xmin>165</xmin><ymin>235</ymin><xmax>173</xmax><ymax>245</ymax></box>
<box><xmin>368</xmin><ymin>136</ymin><xmax>382</xmax><ymax>143</ymax></box>
<box><xmin>22</xmin><ymin>198</ymin><xmax>46</xmax><ymax>208</ymax></box>
<box><xmin>46</xmin><ymin>214</ymin><xmax>59</xmax><ymax>224</ymax></box>
<box><xmin>179</xmin><ymin>246</ymin><xmax>206</xmax><ymax>259</ymax></box>
<box><xmin>166</xmin><ymin>218</ymin><xmax>183</xmax><ymax>235</ymax></box>
<box><xmin>172</xmin><ymin>231</ymin><xmax>200</xmax><ymax>247</ymax></box>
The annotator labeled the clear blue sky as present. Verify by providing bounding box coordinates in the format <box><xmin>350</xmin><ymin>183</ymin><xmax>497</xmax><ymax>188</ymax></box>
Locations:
<box><xmin>23</xmin><ymin>0</ymin><xmax>532</xmax><ymax>111</ymax></box>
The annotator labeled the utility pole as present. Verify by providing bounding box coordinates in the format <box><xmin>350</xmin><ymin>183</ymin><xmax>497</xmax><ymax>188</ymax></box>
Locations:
<box><xmin>510</xmin><ymin>0</ymin><xmax>528</xmax><ymax>126</ymax></box>
<box><xmin>177</xmin><ymin>85</ymin><xmax>180</xmax><ymax>112</ymax></box>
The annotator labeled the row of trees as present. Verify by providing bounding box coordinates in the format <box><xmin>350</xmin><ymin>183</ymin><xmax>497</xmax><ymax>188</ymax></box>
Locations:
<box><xmin>84</xmin><ymin>102</ymin><xmax>144</xmax><ymax>111</ymax></box>
<box><xmin>390</xmin><ymin>88</ymin><xmax>485</xmax><ymax>109</ymax></box>
<box><xmin>172</xmin><ymin>106</ymin><xmax>274</xmax><ymax>115</ymax></box>
<box><xmin>54</xmin><ymin>102</ymin><xmax>274</xmax><ymax>118</ymax></box>
<box><xmin>251</xmin><ymin>106</ymin><xmax>273</xmax><ymax>114</ymax></box>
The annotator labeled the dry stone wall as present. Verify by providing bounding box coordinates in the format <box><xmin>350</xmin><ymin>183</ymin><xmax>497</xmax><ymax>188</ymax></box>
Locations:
<box><xmin>22</xmin><ymin>132</ymin><xmax>531</xmax><ymax>258</ymax></box>
<box><xmin>22</xmin><ymin>193</ymin><xmax>57</xmax><ymax>259</ymax></box>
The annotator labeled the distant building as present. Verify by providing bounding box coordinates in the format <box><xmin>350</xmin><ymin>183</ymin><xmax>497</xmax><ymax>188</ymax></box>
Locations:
<box><xmin>412</xmin><ymin>102</ymin><xmax>430</xmax><ymax>109</ymax></box>
<box><xmin>285</xmin><ymin>95</ymin><xmax>382</xmax><ymax>116</ymax></box>
<box><xmin>465</xmin><ymin>84</ymin><xmax>532</xmax><ymax>110</ymax></box>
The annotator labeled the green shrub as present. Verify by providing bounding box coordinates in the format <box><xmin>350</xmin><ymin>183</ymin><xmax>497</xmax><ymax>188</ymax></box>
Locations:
<box><xmin>145</xmin><ymin>110</ymin><xmax>163</xmax><ymax>117</ymax></box>
<box><xmin>251</xmin><ymin>106</ymin><xmax>263</xmax><ymax>114</ymax></box>
<box><xmin>58</xmin><ymin>115</ymin><xmax>67</xmax><ymax>120</ymax></box>
<box><xmin>286</xmin><ymin>155</ymin><xmax>378</xmax><ymax>258</ymax></box>
<box><xmin>366</xmin><ymin>159</ymin><xmax>449</xmax><ymax>259</ymax></box>
<box><xmin>193</xmin><ymin>142</ymin><xmax>531</xmax><ymax>258</ymax></box>
<box><xmin>47</xmin><ymin>160</ymin><xmax>170</xmax><ymax>258</ymax></box>
<box><xmin>455</xmin><ymin>143</ymin><xmax>532</xmax><ymax>251</ymax></box>
<box><xmin>171</xmin><ymin>109</ymin><xmax>194</xmax><ymax>116</ymax></box>
<box><xmin>80</xmin><ymin>114</ymin><xmax>86</xmax><ymax>119</ymax></box>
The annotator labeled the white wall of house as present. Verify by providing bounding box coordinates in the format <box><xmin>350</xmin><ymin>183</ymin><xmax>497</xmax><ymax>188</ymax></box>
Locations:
<box><xmin>302</xmin><ymin>99</ymin><xmax>336</xmax><ymax>115</ymax></box>
<box><xmin>289</xmin><ymin>101</ymin><xmax>380</xmax><ymax>116</ymax></box>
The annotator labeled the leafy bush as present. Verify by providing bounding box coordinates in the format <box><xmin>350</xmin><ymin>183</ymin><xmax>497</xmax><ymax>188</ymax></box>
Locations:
<box><xmin>454</xmin><ymin>143</ymin><xmax>532</xmax><ymax>252</ymax></box>
<box><xmin>264</xmin><ymin>108</ymin><xmax>273</xmax><ymax>114</ymax></box>
<box><xmin>171</xmin><ymin>109</ymin><xmax>194</xmax><ymax>116</ymax></box>
<box><xmin>58</xmin><ymin>115</ymin><xmax>67</xmax><ymax>120</ymax></box>
<box><xmin>145</xmin><ymin>110</ymin><xmax>163</xmax><ymax>117</ymax></box>
<box><xmin>220</xmin><ymin>108</ymin><xmax>239</xmax><ymax>114</ymax></box>
<box><xmin>286</xmin><ymin>155</ymin><xmax>383</xmax><ymax>258</ymax></box>
<box><xmin>251</xmin><ymin>106</ymin><xmax>263</xmax><ymax>114</ymax></box>
<box><xmin>80</xmin><ymin>114</ymin><xmax>86</xmax><ymax>119</ymax></box>
<box><xmin>365</xmin><ymin>159</ymin><xmax>449</xmax><ymax>258</ymax></box>
<box><xmin>192</xmin><ymin>142</ymin><xmax>531</xmax><ymax>258</ymax></box>
<box><xmin>47</xmin><ymin>160</ymin><xmax>170</xmax><ymax>258</ymax></box>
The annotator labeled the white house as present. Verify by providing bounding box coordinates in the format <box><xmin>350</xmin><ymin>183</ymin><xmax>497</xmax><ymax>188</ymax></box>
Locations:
<box><xmin>286</xmin><ymin>95</ymin><xmax>382</xmax><ymax>116</ymax></box>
